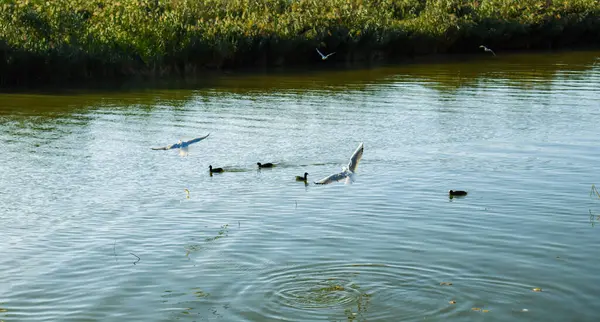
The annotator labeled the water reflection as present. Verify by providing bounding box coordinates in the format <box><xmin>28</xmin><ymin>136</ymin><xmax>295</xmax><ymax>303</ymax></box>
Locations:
<box><xmin>1</xmin><ymin>49</ymin><xmax>600</xmax><ymax>322</ymax></box>
<box><xmin>1</xmin><ymin>51</ymin><xmax>599</xmax><ymax>110</ymax></box>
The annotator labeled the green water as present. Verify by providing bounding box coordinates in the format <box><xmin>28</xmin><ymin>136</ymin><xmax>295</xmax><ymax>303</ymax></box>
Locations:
<box><xmin>1</xmin><ymin>50</ymin><xmax>600</xmax><ymax>321</ymax></box>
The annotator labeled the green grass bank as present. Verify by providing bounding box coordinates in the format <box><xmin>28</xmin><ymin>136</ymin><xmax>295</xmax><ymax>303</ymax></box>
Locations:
<box><xmin>1</xmin><ymin>0</ymin><xmax>600</xmax><ymax>87</ymax></box>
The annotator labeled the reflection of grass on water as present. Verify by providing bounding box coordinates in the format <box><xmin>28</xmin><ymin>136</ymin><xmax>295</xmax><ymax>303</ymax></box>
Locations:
<box><xmin>344</xmin><ymin>292</ymin><xmax>372</xmax><ymax>322</ymax></box>
<box><xmin>590</xmin><ymin>185</ymin><xmax>600</xmax><ymax>227</ymax></box>
<box><xmin>205</xmin><ymin>224</ymin><xmax>229</xmax><ymax>242</ymax></box>
<box><xmin>591</xmin><ymin>184</ymin><xmax>600</xmax><ymax>199</ymax></box>
<box><xmin>162</xmin><ymin>288</ymin><xmax>212</xmax><ymax>320</ymax></box>
<box><xmin>589</xmin><ymin>210</ymin><xmax>600</xmax><ymax>227</ymax></box>
<box><xmin>185</xmin><ymin>224</ymin><xmax>229</xmax><ymax>256</ymax></box>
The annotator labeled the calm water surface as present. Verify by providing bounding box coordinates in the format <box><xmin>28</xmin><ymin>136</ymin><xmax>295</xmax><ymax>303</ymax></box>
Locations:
<box><xmin>1</xmin><ymin>51</ymin><xmax>600</xmax><ymax>321</ymax></box>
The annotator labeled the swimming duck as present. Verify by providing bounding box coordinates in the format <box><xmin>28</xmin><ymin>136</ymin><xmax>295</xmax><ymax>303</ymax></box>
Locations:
<box><xmin>449</xmin><ymin>190</ymin><xmax>468</xmax><ymax>197</ymax></box>
<box><xmin>296</xmin><ymin>172</ymin><xmax>309</xmax><ymax>182</ymax></box>
<box><xmin>209</xmin><ymin>165</ymin><xmax>224</xmax><ymax>173</ymax></box>
<box><xmin>257</xmin><ymin>162</ymin><xmax>274</xmax><ymax>168</ymax></box>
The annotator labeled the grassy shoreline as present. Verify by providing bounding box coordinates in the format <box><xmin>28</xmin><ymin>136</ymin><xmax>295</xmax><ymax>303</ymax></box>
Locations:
<box><xmin>1</xmin><ymin>0</ymin><xmax>599</xmax><ymax>87</ymax></box>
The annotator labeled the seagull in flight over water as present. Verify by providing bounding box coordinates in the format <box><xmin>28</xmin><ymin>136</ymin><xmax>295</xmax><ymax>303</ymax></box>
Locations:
<box><xmin>316</xmin><ymin>48</ymin><xmax>336</xmax><ymax>60</ymax></box>
<box><xmin>314</xmin><ymin>142</ymin><xmax>364</xmax><ymax>185</ymax></box>
<box><xmin>479</xmin><ymin>45</ymin><xmax>496</xmax><ymax>56</ymax></box>
<box><xmin>151</xmin><ymin>133</ymin><xmax>210</xmax><ymax>155</ymax></box>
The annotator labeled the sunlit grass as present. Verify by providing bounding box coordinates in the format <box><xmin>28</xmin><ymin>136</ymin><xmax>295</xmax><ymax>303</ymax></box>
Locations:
<box><xmin>1</xmin><ymin>0</ymin><xmax>599</xmax><ymax>85</ymax></box>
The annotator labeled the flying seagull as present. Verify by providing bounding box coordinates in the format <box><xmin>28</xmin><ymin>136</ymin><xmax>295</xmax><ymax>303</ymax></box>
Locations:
<box><xmin>315</xmin><ymin>142</ymin><xmax>364</xmax><ymax>185</ymax></box>
<box><xmin>151</xmin><ymin>133</ymin><xmax>210</xmax><ymax>154</ymax></box>
<box><xmin>316</xmin><ymin>48</ymin><xmax>336</xmax><ymax>60</ymax></box>
<box><xmin>479</xmin><ymin>45</ymin><xmax>496</xmax><ymax>56</ymax></box>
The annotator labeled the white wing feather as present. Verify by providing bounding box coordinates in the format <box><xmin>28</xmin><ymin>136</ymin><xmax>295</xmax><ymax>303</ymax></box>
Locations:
<box><xmin>315</xmin><ymin>142</ymin><xmax>363</xmax><ymax>185</ymax></box>
<box><xmin>314</xmin><ymin>170</ymin><xmax>352</xmax><ymax>185</ymax></box>
<box><xmin>347</xmin><ymin>142</ymin><xmax>364</xmax><ymax>173</ymax></box>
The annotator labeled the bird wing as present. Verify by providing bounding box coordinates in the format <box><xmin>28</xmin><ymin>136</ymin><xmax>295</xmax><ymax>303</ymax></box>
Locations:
<box><xmin>347</xmin><ymin>142</ymin><xmax>364</xmax><ymax>173</ymax></box>
<box><xmin>315</xmin><ymin>48</ymin><xmax>325</xmax><ymax>58</ymax></box>
<box><xmin>325</xmin><ymin>52</ymin><xmax>336</xmax><ymax>58</ymax></box>
<box><xmin>182</xmin><ymin>133</ymin><xmax>210</xmax><ymax>146</ymax></box>
<box><xmin>151</xmin><ymin>142</ymin><xmax>181</xmax><ymax>150</ymax></box>
<box><xmin>314</xmin><ymin>170</ymin><xmax>351</xmax><ymax>185</ymax></box>
<box><xmin>490</xmin><ymin>50</ymin><xmax>496</xmax><ymax>56</ymax></box>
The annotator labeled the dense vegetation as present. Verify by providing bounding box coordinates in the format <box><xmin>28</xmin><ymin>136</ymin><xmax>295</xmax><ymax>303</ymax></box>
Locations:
<box><xmin>1</xmin><ymin>0</ymin><xmax>599</xmax><ymax>86</ymax></box>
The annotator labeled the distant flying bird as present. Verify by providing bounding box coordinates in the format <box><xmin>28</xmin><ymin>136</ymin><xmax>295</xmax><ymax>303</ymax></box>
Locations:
<box><xmin>316</xmin><ymin>48</ymin><xmax>336</xmax><ymax>60</ymax></box>
<box><xmin>314</xmin><ymin>142</ymin><xmax>364</xmax><ymax>185</ymax></box>
<box><xmin>151</xmin><ymin>133</ymin><xmax>210</xmax><ymax>155</ymax></box>
<box><xmin>479</xmin><ymin>45</ymin><xmax>496</xmax><ymax>56</ymax></box>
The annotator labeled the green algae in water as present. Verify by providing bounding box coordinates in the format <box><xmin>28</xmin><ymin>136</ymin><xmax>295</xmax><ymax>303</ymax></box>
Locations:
<box><xmin>205</xmin><ymin>224</ymin><xmax>229</xmax><ymax>242</ymax></box>
<box><xmin>345</xmin><ymin>292</ymin><xmax>372</xmax><ymax>321</ymax></box>
<box><xmin>185</xmin><ymin>224</ymin><xmax>230</xmax><ymax>256</ymax></box>
<box><xmin>591</xmin><ymin>184</ymin><xmax>600</xmax><ymax>199</ymax></box>
<box><xmin>283</xmin><ymin>278</ymin><xmax>365</xmax><ymax>309</ymax></box>
<box><xmin>161</xmin><ymin>291</ymin><xmax>186</xmax><ymax>299</ymax></box>
<box><xmin>192</xmin><ymin>288</ymin><xmax>210</xmax><ymax>298</ymax></box>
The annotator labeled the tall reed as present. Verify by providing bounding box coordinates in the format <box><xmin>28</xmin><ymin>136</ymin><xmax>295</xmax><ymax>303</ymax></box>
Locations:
<box><xmin>1</xmin><ymin>0</ymin><xmax>599</xmax><ymax>86</ymax></box>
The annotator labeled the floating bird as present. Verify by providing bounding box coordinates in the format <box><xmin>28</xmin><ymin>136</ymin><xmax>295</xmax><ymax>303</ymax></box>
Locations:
<box><xmin>296</xmin><ymin>172</ymin><xmax>309</xmax><ymax>182</ymax></box>
<box><xmin>257</xmin><ymin>162</ymin><xmax>275</xmax><ymax>168</ymax></box>
<box><xmin>314</xmin><ymin>142</ymin><xmax>364</xmax><ymax>185</ymax></box>
<box><xmin>209</xmin><ymin>165</ymin><xmax>224</xmax><ymax>173</ymax></box>
<box><xmin>479</xmin><ymin>45</ymin><xmax>496</xmax><ymax>56</ymax></box>
<box><xmin>151</xmin><ymin>133</ymin><xmax>210</xmax><ymax>154</ymax></box>
<box><xmin>316</xmin><ymin>48</ymin><xmax>336</xmax><ymax>60</ymax></box>
<box><xmin>449</xmin><ymin>190</ymin><xmax>468</xmax><ymax>197</ymax></box>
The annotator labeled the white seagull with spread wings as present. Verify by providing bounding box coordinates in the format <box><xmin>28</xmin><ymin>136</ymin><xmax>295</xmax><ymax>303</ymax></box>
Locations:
<box><xmin>315</xmin><ymin>142</ymin><xmax>364</xmax><ymax>185</ymax></box>
<box><xmin>151</xmin><ymin>133</ymin><xmax>210</xmax><ymax>155</ymax></box>
<box><xmin>316</xmin><ymin>48</ymin><xmax>336</xmax><ymax>60</ymax></box>
<box><xmin>479</xmin><ymin>45</ymin><xmax>496</xmax><ymax>56</ymax></box>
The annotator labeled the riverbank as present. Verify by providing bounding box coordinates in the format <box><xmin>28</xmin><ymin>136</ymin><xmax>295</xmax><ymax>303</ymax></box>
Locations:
<box><xmin>1</xmin><ymin>0</ymin><xmax>599</xmax><ymax>87</ymax></box>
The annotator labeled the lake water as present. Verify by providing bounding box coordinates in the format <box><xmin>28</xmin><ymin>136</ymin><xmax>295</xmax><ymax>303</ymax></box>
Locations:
<box><xmin>1</xmin><ymin>50</ymin><xmax>600</xmax><ymax>322</ymax></box>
